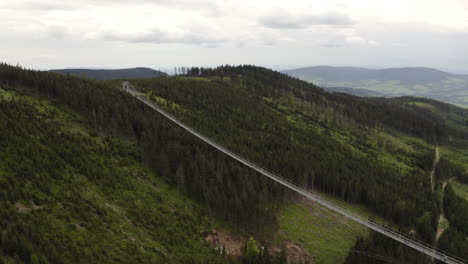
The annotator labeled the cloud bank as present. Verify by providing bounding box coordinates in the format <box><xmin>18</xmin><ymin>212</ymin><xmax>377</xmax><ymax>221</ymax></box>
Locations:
<box><xmin>0</xmin><ymin>0</ymin><xmax>467</xmax><ymax>71</ymax></box>
<box><xmin>260</xmin><ymin>10</ymin><xmax>355</xmax><ymax>29</ymax></box>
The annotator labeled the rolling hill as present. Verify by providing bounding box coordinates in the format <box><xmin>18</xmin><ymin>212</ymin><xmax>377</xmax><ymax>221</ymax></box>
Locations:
<box><xmin>282</xmin><ymin>66</ymin><xmax>468</xmax><ymax>107</ymax></box>
<box><xmin>49</xmin><ymin>67</ymin><xmax>167</xmax><ymax>80</ymax></box>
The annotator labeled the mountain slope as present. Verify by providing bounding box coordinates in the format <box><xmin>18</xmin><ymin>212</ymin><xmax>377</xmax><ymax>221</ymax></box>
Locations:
<box><xmin>0</xmin><ymin>88</ymin><xmax>220</xmax><ymax>263</ymax></box>
<box><xmin>282</xmin><ymin>66</ymin><xmax>468</xmax><ymax>107</ymax></box>
<box><xmin>127</xmin><ymin>65</ymin><xmax>468</xmax><ymax>261</ymax></box>
<box><xmin>49</xmin><ymin>67</ymin><xmax>167</xmax><ymax>80</ymax></box>
<box><xmin>1</xmin><ymin>63</ymin><xmax>297</xmax><ymax>263</ymax></box>
<box><xmin>2</xmin><ymin>64</ymin><xmax>468</xmax><ymax>263</ymax></box>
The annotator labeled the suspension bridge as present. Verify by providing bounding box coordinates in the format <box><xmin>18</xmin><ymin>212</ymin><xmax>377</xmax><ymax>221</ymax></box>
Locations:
<box><xmin>123</xmin><ymin>82</ymin><xmax>467</xmax><ymax>264</ymax></box>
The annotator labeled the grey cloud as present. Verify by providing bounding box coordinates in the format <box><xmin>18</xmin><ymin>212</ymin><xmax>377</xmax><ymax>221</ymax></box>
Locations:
<box><xmin>317</xmin><ymin>33</ymin><xmax>376</xmax><ymax>48</ymax></box>
<box><xmin>99</xmin><ymin>27</ymin><xmax>227</xmax><ymax>46</ymax></box>
<box><xmin>90</xmin><ymin>0</ymin><xmax>225</xmax><ymax>17</ymax></box>
<box><xmin>260</xmin><ymin>10</ymin><xmax>355</xmax><ymax>29</ymax></box>
<box><xmin>2</xmin><ymin>0</ymin><xmax>223</xmax><ymax>16</ymax></box>
<box><xmin>26</xmin><ymin>2</ymin><xmax>74</xmax><ymax>10</ymax></box>
<box><xmin>391</xmin><ymin>42</ymin><xmax>409</xmax><ymax>47</ymax></box>
<box><xmin>47</xmin><ymin>25</ymin><xmax>68</xmax><ymax>38</ymax></box>
<box><xmin>0</xmin><ymin>1</ymin><xmax>77</xmax><ymax>11</ymax></box>
<box><xmin>321</xmin><ymin>42</ymin><xmax>344</xmax><ymax>48</ymax></box>
<box><xmin>161</xmin><ymin>0</ymin><xmax>224</xmax><ymax>15</ymax></box>
<box><xmin>263</xmin><ymin>39</ymin><xmax>276</xmax><ymax>46</ymax></box>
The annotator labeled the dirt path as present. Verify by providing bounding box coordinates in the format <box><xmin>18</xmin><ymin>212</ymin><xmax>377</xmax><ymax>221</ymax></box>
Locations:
<box><xmin>433</xmin><ymin>177</ymin><xmax>455</xmax><ymax>248</ymax></box>
<box><xmin>434</xmin><ymin>214</ymin><xmax>447</xmax><ymax>248</ymax></box>
<box><xmin>429</xmin><ymin>146</ymin><xmax>440</xmax><ymax>193</ymax></box>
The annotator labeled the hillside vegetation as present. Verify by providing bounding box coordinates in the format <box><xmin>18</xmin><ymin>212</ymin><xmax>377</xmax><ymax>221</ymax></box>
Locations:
<box><xmin>0</xmin><ymin>88</ymin><xmax>221</xmax><ymax>263</ymax></box>
<box><xmin>1</xmin><ymin>63</ymin><xmax>298</xmax><ymax>263</ymax></box>
<box><xmin>1</xmin><ymin>63</ymin><xmax>468</xmax><ymax>263</ymax></box>
<box><xmin>129</xmin><ymin>65</ymin><xmax>468</xmax><ymax>261</ymax></box>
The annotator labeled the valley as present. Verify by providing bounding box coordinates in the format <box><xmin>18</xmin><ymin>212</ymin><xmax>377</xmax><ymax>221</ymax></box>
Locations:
<box><xmin>283</xmin><ymin>66</ymin><xmax>468</xmax><ymax>108</ymax></box>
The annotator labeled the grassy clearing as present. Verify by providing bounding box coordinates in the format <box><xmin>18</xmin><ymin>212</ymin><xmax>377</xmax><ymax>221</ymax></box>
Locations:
<box><xmin>437</xmin><ymin>214</ymin><xmax>450</xmax><ymax>231</ymax></box>
<box><xmin>406</xmin><ymin>101</ymin><xmax>437</xmax><ymax>112</ymax></box>
<box><xmin>278</xmin><ymin>191</ymin><xmax>392</xmax><ymax>264</ymax></box>
<box><xmin>278</xmin><ymin>198</ymin><xmax>370</xmax><ymax>264</ymax></box>
<box><xmin>312</xmin><ymin>190</ymin><xmax>392</xmax><ymax>227</ymax></box>
<box><xmin>440</xmin><ymin>146</ymin><xmax>468</xmax><ymax>173</ymax></box>
<box><xmin>451</xmin><ymin>180</ymin><xmax>468</xmax><ymax>202</ymax></box>
<box><xmin>0</xmin><ymin>87</ymin><xmax>14</xmax><ymax>100</ymax></box>
<box><xmin>149</xmin><ymin>93</ymin><xmax>191</xmax><ymax>115</ymax></box>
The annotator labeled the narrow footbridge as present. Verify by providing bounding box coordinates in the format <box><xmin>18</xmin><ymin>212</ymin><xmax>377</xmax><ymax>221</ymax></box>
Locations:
<box><xmin>125</xmin><ymin>85</ymin><xmax>466</xmax><ymax>264</ymax></box>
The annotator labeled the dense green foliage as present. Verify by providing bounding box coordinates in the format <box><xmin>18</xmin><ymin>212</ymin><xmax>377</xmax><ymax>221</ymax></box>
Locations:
<box><xmin>143</xmin><ymin>65</ymin><xmax>467</xmax><ymax>261</ymax></box>
<box><xmin>439</xmin><ymin>185</ymin><xmax>468</xmax><ymax>259</ymax></box>
<box><xmin>0</xmin><ymin>92</ymin><xmax>222</xmax><ymax>263</ymax></box>
<box><xmin>1</xmin><ymin>63</ymin><xmax>468</xmax><ymax>263</ymax></box>
<box><xmin>345</xmin><ymin>232</ymin><xmax>432</xmax><ymax>264</ymax></box>
<box><xmin>185</xmin><ymin>65</ymin><xmax>468</xmax><ymax>144</ymax></box>
<box><xmin>0</xmin><ymin>63</ymin><xmax>289</xmax><ymax>235</ymax></box>
<box><xmin>134</xmin><ymin>67</ymin><xmax>443</xmax><ymax>231</ymax></box>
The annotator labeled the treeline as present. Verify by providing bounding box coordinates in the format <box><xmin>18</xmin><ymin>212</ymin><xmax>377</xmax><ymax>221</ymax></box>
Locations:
<box><xmin>345</xmin><ymin>232</ymin><xmax>431</xmax><ymax>264</ymax></box>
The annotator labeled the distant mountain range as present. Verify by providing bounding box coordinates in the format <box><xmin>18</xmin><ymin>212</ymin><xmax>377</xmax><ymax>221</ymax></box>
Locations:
<box><xmin>49</xmin><ymin>67</ymin><xmax>167</xmax><ymax>80</ymax></box>
<box><xmin>282</xmin><ymin>66</ymin><xmax>468</xmax><ymax>107</ymax></box>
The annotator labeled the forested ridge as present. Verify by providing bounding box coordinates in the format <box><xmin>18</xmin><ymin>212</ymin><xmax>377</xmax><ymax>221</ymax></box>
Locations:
<box><xmin>1</xmin><ymin>63</ymin><xmax>468</xmax><ymax>263</ymax></box>
<box><xmin>133</xmin><ymin>65</ymin><xmax>468</xmax><ymax>261</ymax></box>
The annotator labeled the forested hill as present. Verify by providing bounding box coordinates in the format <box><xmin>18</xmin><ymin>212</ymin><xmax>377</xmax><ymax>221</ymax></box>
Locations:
<box><xmin>140</xmin><ymin>65</ymin><xmax>468</xmax><ymax>261</ymax></box>
<box><xmin>183</xmin><ymin>65</ymin><xmax>468</xmax><ymax>146</ymax></box>
<box><xmin>49</xmin><ymin>67</ymin><xmax>167</xmax><ymax>80</ymax></box>
<box><xmin>1</xmin><ymin>63</ymin><xmax>468</xmax><ymax>263</ymax></box>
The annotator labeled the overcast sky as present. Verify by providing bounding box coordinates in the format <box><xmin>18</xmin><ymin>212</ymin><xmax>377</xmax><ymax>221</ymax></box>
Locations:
<box><xmin>1</xmin><ymin>0</ymin><xmax>468</xmax><ymax>72</ymax></box>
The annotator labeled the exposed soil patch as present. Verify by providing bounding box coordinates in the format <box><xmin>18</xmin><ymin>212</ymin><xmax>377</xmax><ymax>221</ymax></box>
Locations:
<box><xmin>15</xmin><ymin>202</ymin><xmax>32</xmax><ymax>213</ymax></box>
<box><xmin>14</xmin><ymin>201</ymin><xmax>42</xmax><ymax>213</ymax></box>
<box><xmin>429</xmin><ymin>146</ymin><xmax>440</xmax><ymax>193</ymax></box>
<box><xmin>206</xmin><ymin>229</ymin><xmax>313</xmax><ymax>263</ymax></box>
<box><xmin>30</xmin><ymin>200</ymin><xmax>41</xmax><ymax>210</ymax></box>
<box><xmin>279</xmin><ymin>240</ymin><xmax>314</xmax><ymax>264</ymax></box>
<box><xmin>434</xmin><ymin>177</ymin><xmax>455</xmax><ymax>247</ymax></box>
<box><xmin>206</xmin><ymin>229</ymin><xmax>245</xmax><ymax>256</ymax></box>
